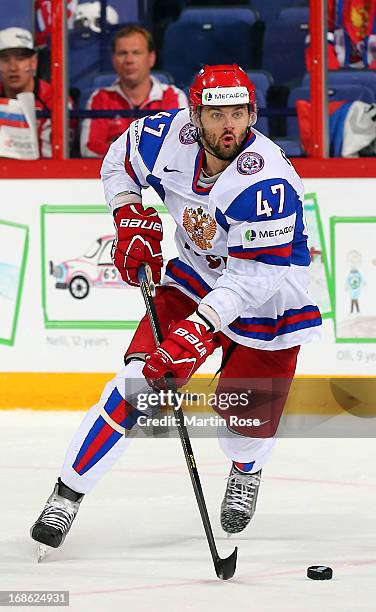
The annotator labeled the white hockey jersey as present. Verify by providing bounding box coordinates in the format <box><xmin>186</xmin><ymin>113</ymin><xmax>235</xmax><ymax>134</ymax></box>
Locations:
<box><xmin>101</xmin><ymin>108</ymin><xmax>322</xmax><ymax>350</ymax></box>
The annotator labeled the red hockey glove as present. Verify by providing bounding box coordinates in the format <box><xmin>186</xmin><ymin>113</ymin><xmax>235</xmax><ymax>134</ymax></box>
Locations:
<box><xmin>112</xmin><ymin>203</ymin><xmax>163</xmax><ymax>286</ymax></box>
<box><xmin>143</xmin><ymin>313</ymin><xmax>217</xmax><ymax>389</ymax></box>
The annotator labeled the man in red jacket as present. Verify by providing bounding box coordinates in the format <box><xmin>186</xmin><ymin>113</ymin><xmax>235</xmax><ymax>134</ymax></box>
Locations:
<box><xmin>80</xmin><ymin>25</ymin><xmax>188</xmax><ymax>158</ymax></box>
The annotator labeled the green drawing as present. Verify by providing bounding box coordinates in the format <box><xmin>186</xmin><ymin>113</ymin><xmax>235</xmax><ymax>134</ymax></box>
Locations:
<box><xmin>41</xmin><ymin>204</ymin><xmax>167</xmax><ymax>330</ymax></box>
<box><xmin>331</xmin><ymin>216</ymin><xmax>376</xmax><ymax>343</ymax></box>
<box><xmin>304</xmin><ymin>192</ymin><xmax>333</xmax><ymax>319</ymax></box>
<box><xmin>0</xmin><ymin>219</ymin><xmax>29</xmax><ymax>346</ymax></box>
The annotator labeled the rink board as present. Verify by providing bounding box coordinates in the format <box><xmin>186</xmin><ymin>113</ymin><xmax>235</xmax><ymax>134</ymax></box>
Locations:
<box><xmin>1</xmin><ymin>177</ymin><xmax>376</xmax><ymax>409</ymax></box>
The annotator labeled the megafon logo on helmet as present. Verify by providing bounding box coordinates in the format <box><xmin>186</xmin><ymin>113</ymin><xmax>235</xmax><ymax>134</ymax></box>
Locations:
<box><xmin>202</xmin><ymin>87</ymin><xmax>249</xmax><ymax>105</ymax></box>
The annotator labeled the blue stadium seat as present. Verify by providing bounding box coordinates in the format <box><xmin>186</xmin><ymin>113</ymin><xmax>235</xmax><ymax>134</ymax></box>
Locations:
<box><xmin>69</xmin><ymin>24</ymin><xmax>134</xmax><ymax>90</ymax></box>
<box><xmin>287</xmin><ymin>84</ymin><xmax>376</xmax><ymax>137</ymax></box>
<box><xmin>106</xmin><ymin>0</ymin><xmax>140</xmax><ymax>23</ymax></box>
<box><xmin>151</xmin><ymin>70</ymin><xmax>176</xmax><ymax>85</ymax></box>
<box><xmin>274</xmin><ymin>138</ymin><xmax>303</xmax><ymax>157</ymax></box>
<box><xmin>302</xmin><ymin>70</ymin><xmax>376</xmax><ymax>94</ymax></box>
<box><xmin>246</xmin><ymin>69</ymin><xmax>274</xmax><ymax>99</ymax></box>
<box><xmin>263</xmin><ymin>7</ymin><xmax>309</xmax><ymax>86</ymax></box>
<box><xmin>254</xmin><ymin>90</ymin><xmax>268</xmax><ymax>136</ymax></box>
<box><xmin>69</xmin><ymin>29</ymin><xmax>102</xmax><ymax>90</ymax></box>
<box><xmin>161</xmin><ymin>7</ymin><xmax>261</xmax><ymax>88</ymax></box>
<box><xmin>92</xmin><ymin>73</ymin><xmax>116</xmax><ymax>88</ymax></box>
<box><xmin>250</xmin><ymin>0</ymin><xmax>308</xmax><ymax>25</ymax></box>
<box><xmin>245</xmin><ymin>70</ymin><xmax>274</xmax><ymax>136</ymax></box>
<box><xmin>0</xmin><ymin>0</ymin><xmax>33</xmax><ymax>29</ymax></box>
<box><xmin>79</xmin><ymin>85</ymin><xmax>98</xmax><ymax>108</ymax></box>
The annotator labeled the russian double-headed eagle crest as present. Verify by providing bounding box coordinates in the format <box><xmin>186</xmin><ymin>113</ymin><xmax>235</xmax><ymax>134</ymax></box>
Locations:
<box><xmin>183</xmin><ymin>206</ymin><xmax>217</xmax><ymax>250</ymax></box>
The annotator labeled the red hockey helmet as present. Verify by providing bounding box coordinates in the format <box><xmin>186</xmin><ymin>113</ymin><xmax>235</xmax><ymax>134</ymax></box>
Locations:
<box><xmin>189</xmin><ymin>64</ymin><xmax>256</xmax><ymax>112</ymax></box>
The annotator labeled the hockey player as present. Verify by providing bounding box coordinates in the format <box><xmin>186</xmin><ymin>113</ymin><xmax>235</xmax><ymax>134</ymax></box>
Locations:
<box><xmin>31</xmin><ymin>65</ymin><xmax>321</xmax><ymax>552</ymax></box>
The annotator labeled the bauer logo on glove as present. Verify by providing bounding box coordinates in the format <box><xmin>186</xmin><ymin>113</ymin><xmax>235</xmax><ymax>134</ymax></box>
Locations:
<box><xmin>143</xmin><ymin>315</ymin><xmax>217</xmax><ymax>388</ymax></box>
<box><xmin>119</xmin><ymin>218</ymin><xmax>162</xmax><ymax>232</ymax></box>
<box><xmin>173</xmin><ymin>326</ymin><xmax>209</xmax><ymax>358</ymax></box>
<box><xmin>113</xmin><ymin>203</ymin><xmax>163</xmax><ymax>286</ymax></box>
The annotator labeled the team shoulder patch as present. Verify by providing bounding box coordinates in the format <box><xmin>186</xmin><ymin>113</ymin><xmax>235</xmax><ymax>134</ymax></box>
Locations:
<box><xmin>179</xmin><ymin>122</ymin><xmax>198</xmax><ymax>145</ymax></box>
<box><xmin>237</xmin><ymin>151</ymin><xmax>264</xmax><ymax>175</ymax></box>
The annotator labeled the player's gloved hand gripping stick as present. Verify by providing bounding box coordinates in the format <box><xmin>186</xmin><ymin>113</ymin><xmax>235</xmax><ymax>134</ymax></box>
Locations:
<box><xmin>113</xmin><ymin>203</ymin><xmax>163</xmax><ymax>287</ymax></box>
<box><xmin>138</xmin><ymin>263</ymin><xmax>238</xmax><ymax>581</ymax></box>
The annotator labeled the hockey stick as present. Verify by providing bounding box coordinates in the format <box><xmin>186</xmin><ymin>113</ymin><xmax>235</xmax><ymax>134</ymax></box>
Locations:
<box><xmin>138</xmin><ymin>263</ymin><xmax>238</xmax><ymax>581</ymax></box>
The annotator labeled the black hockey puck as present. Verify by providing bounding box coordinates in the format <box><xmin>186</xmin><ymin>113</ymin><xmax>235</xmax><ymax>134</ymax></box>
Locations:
<box><xmin>307</xmin><ymin>565</ymin><xmax>333</xmax><ymax>580</ymax></box>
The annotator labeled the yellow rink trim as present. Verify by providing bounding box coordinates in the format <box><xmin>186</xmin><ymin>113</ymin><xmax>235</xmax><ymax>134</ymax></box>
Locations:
<box><xmin>0</xmin><ymin>373</ymin><xmax>112</xmax><ymax>411</ymax></box>
<box><xmin>1</xmin><ymin>372</ymin><xmax>376</xmax><ymax>416</ymax></box>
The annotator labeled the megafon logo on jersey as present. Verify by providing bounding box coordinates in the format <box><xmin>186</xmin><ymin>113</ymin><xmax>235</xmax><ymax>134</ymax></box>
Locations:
<box><xmin>237</xmin><ymin>152</ymin><xmax>264</xmax><ymax>175</ymax></box>
<box><xmin>242</xmin><ymin>214</ymin><xmax>296</xmax><ymax>248</ymax></box>
<box><xmin>244</xmin><ymin>229</ymin><xmax>257</xmax><ymax>241</ymax></box>
<box><xmin>259</xmin><ymin>226</ymin><xmax>294</xmax><ymax>238</ymax></box>
<box><xmin>202</xmin><ymin>87</ymin><xmax>249</xmax><ymax>105</ymax></box>
<box><xmin>244</xmin><ymin>225</ymin><xmax>294</xmax><ymax>243</ymax></box>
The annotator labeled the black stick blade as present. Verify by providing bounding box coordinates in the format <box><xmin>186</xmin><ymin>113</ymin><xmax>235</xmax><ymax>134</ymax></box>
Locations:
<box><xmin>214</xmin><ymin>546</ymin><xmax>238</xmax><ymax>580</ymax></box>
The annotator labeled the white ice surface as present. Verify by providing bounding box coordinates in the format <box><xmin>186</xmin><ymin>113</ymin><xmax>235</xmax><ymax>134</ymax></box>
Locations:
<box><xmin>1</xmin><ymin>410</ymin><xmax>376</xmax><ymax>612</ymax></box>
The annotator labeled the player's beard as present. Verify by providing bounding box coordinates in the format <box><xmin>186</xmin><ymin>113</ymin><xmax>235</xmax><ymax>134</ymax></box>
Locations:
<box><xmin>200</xmin><ymin>127</ymin><xmax>248</xmax><ymax>161</ymax></box>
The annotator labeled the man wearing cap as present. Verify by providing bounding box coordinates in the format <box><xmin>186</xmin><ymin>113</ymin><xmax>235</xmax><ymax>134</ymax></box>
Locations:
<box><xmin>0</xmin><ymin>27</ymin><xmax>70</xmax><ymax>158</ymax></box>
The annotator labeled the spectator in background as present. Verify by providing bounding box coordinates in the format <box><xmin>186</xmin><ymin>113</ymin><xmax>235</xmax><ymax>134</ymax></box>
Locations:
<box><xmin>0</xmin><ymin>27</ymin><xmax>53</xmax><ymax>157</ymax></box>
<box><xmin>0</xmin><ymin>27</ymin><xmax>75</xmax><ymax>158</ymax></box>
<box><xmin>35</xmin><ymin>1</ymin><xmax>119</xmax><ymax>84</ymax></box>
<box><xmin>302</xmin><ymin>1</ymin><xmax>376</xmax><ymax>156</ymax></box>
<box><xmin>80</xmin><ymin>25</ymin><xmax>188</xmax><ymax>158</ymax></box>
<box><xmin>306</xmin><ymin>0</ymin><xmax>376</xmax><ymax>70</ymax></box>
<box><xmin>36</xmin><ymin>0</ymin><xmax>119</xmax><ymax>46</ymax></box>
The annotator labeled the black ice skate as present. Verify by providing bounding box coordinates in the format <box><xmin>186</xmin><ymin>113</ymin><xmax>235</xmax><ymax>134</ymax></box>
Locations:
<box><xmin>30</xmin><ymin>478</ymin><xmax>84</xmax><ymax>561</ymax></box>
<box><xmin>220</xmin><ymin>465</ymin><xmax>262</xmax><ymax>534</ymax></box>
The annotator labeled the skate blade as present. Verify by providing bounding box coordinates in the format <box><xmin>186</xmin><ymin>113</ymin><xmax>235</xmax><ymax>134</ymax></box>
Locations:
<box><xmin>36</xmin><ymin>543</ymin><xmax>50</xmax><ymax>562</ymax></box>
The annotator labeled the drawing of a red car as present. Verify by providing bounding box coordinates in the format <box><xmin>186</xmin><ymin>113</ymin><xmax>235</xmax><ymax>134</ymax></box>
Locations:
<box><xmin>50</xmin><ymin>235</ymin><xmax>123</xmax><ymax>299</ymax></box>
